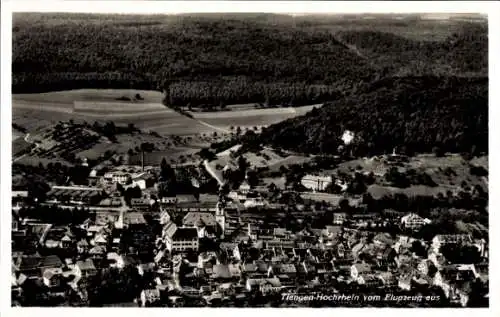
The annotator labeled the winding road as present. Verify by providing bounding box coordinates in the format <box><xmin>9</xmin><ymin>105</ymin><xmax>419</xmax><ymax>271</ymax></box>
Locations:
<box><xmin>203</xmin><ymin>159</ymin><xmax>225</xmax><ymax>187</ymax></box>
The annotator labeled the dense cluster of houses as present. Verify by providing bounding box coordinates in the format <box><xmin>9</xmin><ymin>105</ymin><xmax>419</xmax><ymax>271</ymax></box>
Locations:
<box><xmin>11</xmin><ymin>161</ymin><xmax>489</xmax><ymax>307</ymax></box>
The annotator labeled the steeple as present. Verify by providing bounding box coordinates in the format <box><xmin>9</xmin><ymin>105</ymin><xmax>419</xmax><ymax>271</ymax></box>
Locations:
<box><xmin>239</xmin><ymin>172</ymin><xmax>251</xmax><ymax>194</ymax></box>
<box><xmin>215</xmin><ymin>197</ymin><xmax>226</xmax><ymax>238</ymax></box>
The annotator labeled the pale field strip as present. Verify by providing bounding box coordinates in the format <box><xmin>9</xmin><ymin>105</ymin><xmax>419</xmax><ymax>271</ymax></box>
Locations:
<box><xmin>189</xmin><ymin>104</ymin><xmax>319</xmax><ymax>118</ymax></box>
<box><xmin>12</xmin><ymin>99</ymin><xmax>174</xmax><ymax>118</ymax></box>
<box><xmin>14</xmin><ymin>89</ymin><xmax>163</xmax><ymax>102</ymax></box>
<box><xmin>73</xmin><ymin>101</ymin><xmax>167</xmax><ymax>112</ymax></box>
<box><xmin>142</xmin><ymin>123</ymin><xmax>183</xmax><ymax>130</ymax></box>
<box><xmin>13</xmin><ymin>100</ymin><xmax>75</xmax><ymax>114</ymax></box>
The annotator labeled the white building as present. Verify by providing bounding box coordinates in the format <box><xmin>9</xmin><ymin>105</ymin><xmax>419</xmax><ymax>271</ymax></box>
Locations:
<box><xmin>243</xmin><ymin>197</ymin><xmax>266</xmax><ymax>209</ymax></box>
<box><xmin>161</xmin><ymin>196</ymin><xmax>177</xmax><ymax>204</ymax></box>
<box><xmin>228</xmin><ymin>190</ymin><xmax>247</xmax><ymax>201</ymax></box>
<box><xmin>159</xmin><ymin>210</ymin><xmax>171</xmax><ymax>225</ymax></box>
<box><xmin>301</xmin><ymin>174</ymin><xmax>333</xmax><ymax>192</ymax></box>
<box><xmin>401</xmin><ymin>213</ymin><xmax>431</xmax><ymax>230</ymax></box>
<box><xmin>132</xmin><ymin>172</ymin><xmax>155</xmax><ymax>190</ymax></box>
<box><xmin>239</xmin><ymin>174</ymin><xmax>251</xmax><ymax>195</ymax></box>
<box><xmin>332</xmin><ymin>212</ymin><xmax>347</xmax><ymax>225</ymax></box>
<box><xmin>215</xmin><ymin>201</ymin><xmax>226</xmax><ymax>238</ymax></box>
<box><xmin>103</xmin><ymin>171</ymin><xmax>131</xmax><ymax>185</ymax></box>
<box><xmin>164</xmin><ymin>224</ymin><xmax>199</xmax><ymax>253</ymax></box>
<box><xmin>431</xmin><ymin>234</ymin><xmax>473</xmax><ymax>254</ymax></box>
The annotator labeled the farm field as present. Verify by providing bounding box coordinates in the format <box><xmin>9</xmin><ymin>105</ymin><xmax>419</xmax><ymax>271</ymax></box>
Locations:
<box><xmin>13</xmin><ymin>90</ymin><xmax>319</xmax><ymax>136</ymax></box>
<box><xmin>190</xmin><ymin>105</ymin><xmax>319</xmax><ymax>131</ymax></box>
<box><xmin>14</xmin><ymin>89</ymin><xmax>164</xmax><ymax>103</ymax></box>
<box><xmin>12</xmin><ymin>90</ymin><xmax>220</xmax><ymax>135</ymax></box>
<box><xmin>12</xmin><ymin>137</ymin><xmax>32</xmax><ymax>156</ymax></box>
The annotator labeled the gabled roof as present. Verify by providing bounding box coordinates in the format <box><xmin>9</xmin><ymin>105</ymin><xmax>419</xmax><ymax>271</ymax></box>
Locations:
<box><xmin>14</xmin><ymin>255</ymin><xmax>42</xmax><ymax>271</ymax></box>
<box><xmin>440</xmin><ymin>265</ymin><xmax>476</xmax><ymax>282</ymax></box>
<box><xmin>401</xmin><ymin>213</ymin><xmax>424</xmax><ymax>222</ymax></box>
<box><xmin>242</xmin><ymin>263</ymin><xmax>258</xmax><ymax>273</ymax></box>
<box><xmin>220</xmin><ymin>242</ymin><xmax>238</xmax><ymax>251</ymax></box>
<box><xmin>14</xmin><ymin>272</ymin><xmax>28</xmax><ymax>286</ymax></box>
<box><xmin>273</xmin><ymin>263</ymin><xmax>297</xmax><ymax>274</ymax></box>
<box><xmin>183</xmin><ymin>212</ymin><xmax>216</xmax><ymax>227</ymax></box>
<box><xmin>434</xmin><ymin>234</ymin><xmax>473</xmax><ymax>244</ymax></box>
<box><xmin>172</xmin><ymin>227</ymin><xmax>198</xmax><ymax>240</ymax></box>
<box><xmin>352</xmin><ymin>263</ymin><xmax>371</xmax><ymax>273</ymax></box>
<box><xmin>77</xmin><ymin>239</ymin><xmax>89</xmax><ymax>247</ymax></box>
<box><xmin>94</xmin><ymin>234</ymin><xmax>107</xmax><ymax>244</ymax></box>
<box><xmin>130</xmin><ymin>198</ymin><xmax>150</xmax><ymax>206</ymax></box>
<box><xmin>40</xmin><ymin>255</ymin><xmax>63</xmax><ymax>268</ymax></box>
<box><xmin>163</xmin><ymin>222</ymin><xmax>177</xmax><ymax>238</ymax></box>
<box><xmin>89</xmin><ymin>246</ymin><xmax>106</xmax><ymax>254</ymax></box>
<box><xmin>324</xmin><ymin>225</ymin><xmax>342</xmax><ymax>237</ymax></box>
<box><xmin>352</xmin><ymin>242</ymin><xmax>367</xmax><ymax>256</ymax></box>
<box><xmin>378</xmin><ymin>272</ymin><xmax>396</xmax><ymax>283</ymax></box>
<box><xmin>123</xmin><ymin>212</ymin><xmax>147</xmax><ymax>225</ymax></box>
<box><xmin>77</xmin><ymin>259</ymin><xmax>96</xmax><ymax>271</ymax></box>
<box><xmin>212</xmin><ymin>264</ymin><xmax>231</xmax><ymax>279</ymax></box>
<box><xmin>143</xmin><ymin>288</ymin><xmax>161</xmax><ymax>300</ymax></box>
<box><xmin>43</xmin><ymin>267</ymin><xmax>63</xmax><ymax>280</ymax></box>
<box><xmin>359</xmin><ymin>272</ymin><xmax>380</xmax><ymax>281</ymax></box>
<box><xmin>374</xmin><ymin>233</ymin><xmax>395</xmax><ymax>245</ymax></box>
<box><xmin>154</xmin><ymin>250</ymin><xmax>165</xmax><ymax>263</ymax></box>
<box><xmin>61</xmin><ymin>234</ymin><xmax>72</xmax><ymax>242</ymax></box>
<box><xmin>247</xmin><ymin>277</ymin><xmax>281</xmax><ymax>287</ymax></box>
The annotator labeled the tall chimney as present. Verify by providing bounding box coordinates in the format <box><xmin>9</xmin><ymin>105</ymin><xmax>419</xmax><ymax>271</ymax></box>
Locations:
<box><xmin>141</xmin><ymin>151</ymin><xmax>145</xmax><ymax>171</ymax></box>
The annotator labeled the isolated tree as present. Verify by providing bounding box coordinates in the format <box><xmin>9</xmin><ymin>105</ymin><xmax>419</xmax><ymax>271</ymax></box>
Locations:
<box><xmin>160</xmin><ymin>158</ymin><xmax>175</xmax><ymax>182</ymax></box>
<box><xmin>339</xmin><ymin>198</ymin><xmax>350</xmax><ymax>213</ymax></box>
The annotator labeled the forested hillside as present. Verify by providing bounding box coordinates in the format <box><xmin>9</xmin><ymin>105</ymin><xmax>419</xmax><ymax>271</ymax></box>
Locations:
<box><xmin>337</xmin><ymin>23</ymin><xmax>487</xmax><ymax>76</ymax></box>
<box><xmin>12</xmin><ymin>13</ymin><xmax>487</xmax><ymax>107</ymax></box>
<box><xmin>258</xmin><ymin>76</ymin><xmax>488</xmax><ymax>156</ymax></box>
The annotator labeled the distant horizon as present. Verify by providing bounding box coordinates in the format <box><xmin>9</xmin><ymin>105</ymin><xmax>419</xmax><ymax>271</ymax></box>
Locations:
<box><xmin>6</xmin><ymin>1</ymin><xmax>492</xmax><ymax>17</ymax></box>
<box><xmin>12</xmin><ymin>12</ymin><xmax>487</xmax><ymax>19</ymax></box>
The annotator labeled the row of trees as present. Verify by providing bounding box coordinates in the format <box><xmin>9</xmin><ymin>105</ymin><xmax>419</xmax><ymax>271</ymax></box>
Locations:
<box><xmin>17</xmin><ymin>205</ymin><xmax>90</xmax><ymax>225</ymax></box>
<box><xmin>90</xmin><ymin>121</ymin><xmax>139</xmax><ymax>142</ymax></box>
<box><xmin>164</xmin><ymin>80</ymin><xmax>345</xmax><ymax>108</ymax></box>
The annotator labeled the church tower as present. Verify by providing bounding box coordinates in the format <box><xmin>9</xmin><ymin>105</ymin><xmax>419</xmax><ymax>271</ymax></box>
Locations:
<box><xmin>215</xmin><ymin>199</ymin><xmax>226</xmax><ymax>239</ymax></box>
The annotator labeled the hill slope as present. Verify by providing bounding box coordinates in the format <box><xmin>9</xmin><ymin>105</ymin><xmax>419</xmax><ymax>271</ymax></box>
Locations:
<box><xmin>258</xmin><ymin>76</ymin><xmax>488</xmax><ymax>156</ymax></box>
<box><xmin>336</xmin><ymin>22</ymin><xmax>488</xmax><ymax>76</ymax></box>
<box><xmin>12</xmin><ymin>13</ymin><xmax>487</xmax><ymax>107</ymax></box>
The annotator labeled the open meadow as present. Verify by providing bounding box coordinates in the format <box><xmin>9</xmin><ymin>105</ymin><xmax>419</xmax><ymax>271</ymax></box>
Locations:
<box><xmin>13</xmin><ymin>90</ymin><xmax>318</xmax><ymax>136</ymax></box>
<box><xmin>12</xmin><ymin>90</ymin><xmax>223</xmax><ymax>136</ymax></box>
<box><xmin>189</xmin><ymin>105</ymin><xmax>320</xmax><ymax>131</ymax></box>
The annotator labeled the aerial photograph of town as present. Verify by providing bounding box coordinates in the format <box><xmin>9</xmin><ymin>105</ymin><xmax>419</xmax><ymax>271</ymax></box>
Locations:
<box><xmin>7</xmin><ymin>4</ymin><xmax>489</xmax><ymax>309</ymax></box>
